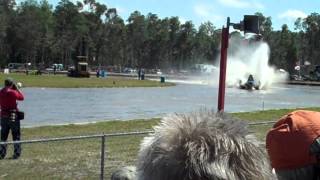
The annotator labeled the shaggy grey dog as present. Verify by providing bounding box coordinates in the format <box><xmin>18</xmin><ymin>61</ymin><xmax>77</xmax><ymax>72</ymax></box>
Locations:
<box><xmin>111</xmin><ymin>166</ymin><xmax>136</xmax><ymax>180</ymax></box>
<box><xmin>136</xmin><ymin>109</ymin><xmax>275</xmax><ymax>180</ymax></box>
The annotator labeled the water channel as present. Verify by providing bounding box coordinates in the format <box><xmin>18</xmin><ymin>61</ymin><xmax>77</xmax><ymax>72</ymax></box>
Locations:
<box><xmin>19</xmin><ymin>82</ymin><xmax>320</xmax><ymax>127</ymax></box>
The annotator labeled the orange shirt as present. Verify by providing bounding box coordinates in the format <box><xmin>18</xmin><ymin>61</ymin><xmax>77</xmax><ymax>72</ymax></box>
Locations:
<box><xmin>266</xmin><ymin>110</ymin><xmax>320</xmax><ymax>170</ymax></box>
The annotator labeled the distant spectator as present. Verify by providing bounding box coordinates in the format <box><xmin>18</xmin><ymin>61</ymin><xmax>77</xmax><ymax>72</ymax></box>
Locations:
<box><xmin>101</xmin><ymin>70</ymin><xmax>106</xmax><ymax>77</ymax></box>
<box><xmin>24</xmin><ymin>64</ymin><xmax>28</xmax><ymax>75</ymax></box>
<box><xmin>136</xmin><ymin>109</ymin><xmax>275</xmax><ymax>180</ymax></box>
<box><xmin>36</xmin><ymin>67</ymin><xmax>42</xmax><ymax>75</ymax></box>
<box><xmin>138</xmin><ymin>68</ymin><xmax>141</xmax><ymax>80</ymax></box>
<box><xmin>96</xmin><ymin>69</ymin><xmax>100</xmax><ymax>78</ymax></box>
<box><xmin>53</xmin><ymin>65</ymin><xmax>56</xmax><ymax>75</ymax></box>
<box><xmin>140</xmin><ymin>69</ymin><xmax>145</xmax><ymax>80</ymax></box>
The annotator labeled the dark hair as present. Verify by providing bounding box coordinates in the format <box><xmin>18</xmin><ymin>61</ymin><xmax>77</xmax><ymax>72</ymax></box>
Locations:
<box><xmin>4</xmin><ymin>78</ymin><xmax>14</xmax><ymax>87</ymax></box>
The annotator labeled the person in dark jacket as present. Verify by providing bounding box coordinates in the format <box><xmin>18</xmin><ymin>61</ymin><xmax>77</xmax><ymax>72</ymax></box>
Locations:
<box><xmin>0</xmin><ymin>78</ymin><xmax>24</xmax><ymax>159</ymax></box>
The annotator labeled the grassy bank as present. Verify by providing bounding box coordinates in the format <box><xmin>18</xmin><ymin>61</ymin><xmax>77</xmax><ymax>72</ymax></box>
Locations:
<box><xmin>233</xmin><ymin>107</ymin><xmax>320</xmax><ymax>140</ymax></box>
<box><xmin>1</xmin><ymin>107</ymin><xmax>320</xmax><ymax>179</ymax></box>
<box><xmin>0</xmin><ymin>73</ymin><xmax>174</xmax><ymax>88</ymax></box>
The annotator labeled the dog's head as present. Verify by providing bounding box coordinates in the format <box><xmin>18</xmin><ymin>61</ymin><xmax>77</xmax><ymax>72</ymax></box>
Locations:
<box><xmin>136</xmin><ymin>109</ymin><xmax>275</xmax><ymax>180</ymax></box>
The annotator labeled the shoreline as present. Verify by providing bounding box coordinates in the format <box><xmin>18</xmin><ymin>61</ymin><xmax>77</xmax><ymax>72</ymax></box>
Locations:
<box><xmin>20</xmin><ymin>107</ymin><xmax>320</xmax><ymax>130</ymax></box>
<box><xmin>287</xmin><ymin>80</ymin><xmax>320</xmax><ymax>86</ymax></box>
<box><xmin>0</xmin><ymin>73</ymin><xmax>175</xmax><ymax>88</ymax></box>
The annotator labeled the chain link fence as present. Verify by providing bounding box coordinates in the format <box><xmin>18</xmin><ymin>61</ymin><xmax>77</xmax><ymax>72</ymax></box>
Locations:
<box><xmin>0</xmin><ymin>122</ymin><xmax>275</xmax><ymax>180</ymax></box>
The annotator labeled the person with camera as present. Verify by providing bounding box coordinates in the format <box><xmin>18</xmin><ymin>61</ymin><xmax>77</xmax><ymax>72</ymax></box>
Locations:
<box><xmin>0</xmin><ymin>78</ymin><xmax>24</xmax><ymax>159</ymax></box>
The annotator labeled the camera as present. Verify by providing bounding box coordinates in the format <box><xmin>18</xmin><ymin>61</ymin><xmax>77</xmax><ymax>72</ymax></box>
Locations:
<box><xmin>16</xmin><ymin>82</ymin><xmax>22</xmax><ymax>88</ymax></box>
<box><xmin>12</xmin><ymin>83</ymin><xmax>17</xmax><ymax>90</ymax></box>
<box><xmin>12</xmin><ymin>82</ymin><xmax>22</xmax><ymax>90</ymax></box>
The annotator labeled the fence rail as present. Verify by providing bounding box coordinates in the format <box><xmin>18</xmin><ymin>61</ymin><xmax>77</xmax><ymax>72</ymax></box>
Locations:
<box><xmin>0</xmin><ymin>131</ymin><xmax>154</xmax><ymax>145</ymax></box>
<box><xmin>0</xmin><ymin>121</ymin><xmax>275</xmax><ymax>180</ymax></box>
<box><xmin>248</xmin><ymin>121</ymin><xmax>277</xmax><ymax>126</ymax></box>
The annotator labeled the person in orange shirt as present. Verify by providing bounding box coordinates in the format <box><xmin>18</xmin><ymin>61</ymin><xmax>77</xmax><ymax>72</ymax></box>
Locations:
<box><xmin>0</xmin><ymin>78</ymin><xmax>24</xmax><ymax>159</ymax></box>
<box><xmin>266</xmin><ymin>110</ymin><xmax>320</xmax><ymax>180</ymax></box>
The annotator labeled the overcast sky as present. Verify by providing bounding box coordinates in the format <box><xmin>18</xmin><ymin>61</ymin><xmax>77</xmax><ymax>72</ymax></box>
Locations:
<box><xmin>22</xmin><ymin>0</ymin><xmax>319</xmax><ymax>30</ymax></box>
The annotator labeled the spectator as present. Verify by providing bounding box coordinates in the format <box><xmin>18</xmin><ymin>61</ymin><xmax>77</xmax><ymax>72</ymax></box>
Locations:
<box><xmin>96</xmin><ymin>69</ymin><xmax>100</xmax><ymax>78</ymax></box>
<box><xmin>0</xmin><ymin>78</ymin><xmax>24</xmax><ymax>159</ymax></box>
<box><xmin>138</xmin><ymin>68</ymin><xmax>141</xmax><ymax>80</ymax></box>
<box><xmin>135</xmin><ymin>109</ymin><xmax>275</xmax><ymax>180</ymax></box>
<box><xmin>140</xmin><ymin>69</ymin><xmax>145</xmax><ymax>80</ymax></box>
<box><xmin>266</xmin><ymin>110</ymin><xmax>320</xmax><ymax>180</ymax></box>
<box><xmin>53</xmin><ymin>65</ymin><xmax>57</xmax><ymax>75</ymax></box>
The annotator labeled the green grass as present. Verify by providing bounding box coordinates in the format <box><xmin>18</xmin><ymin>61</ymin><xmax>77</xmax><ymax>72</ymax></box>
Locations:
<box><xmin>233</xmin><ymin>107</ymin><xmax>320</xmax><ymax>140</ymax></box>
<box><xmin>232</xmin><ymin>107</ymin><xmax>320</xmax><ymax>121</ymax></box>
<box><xmin>1</xmin><ymin>107</ymin><xmax>320</xmax><ymax>179</ymax></box>
<box><xmin>0</xmin><ymin>119</ymin><xmax>160</xmax><ymax>179</ymax></box>
<box><xmin>0</xmin><ymin>73</ymin><xmax>174</xmax><ymax>88</ymax></box>
<box><xmin>22</xmin><ymin>119</ymin><xmax>160</xmax><ymax>139</ymax></box>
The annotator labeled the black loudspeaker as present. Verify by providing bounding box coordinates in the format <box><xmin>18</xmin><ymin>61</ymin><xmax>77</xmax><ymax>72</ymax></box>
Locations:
<box><xmin>243</xmin><ymin>15</ymin><xmax>260</xmax><ymax>34</ymax></box>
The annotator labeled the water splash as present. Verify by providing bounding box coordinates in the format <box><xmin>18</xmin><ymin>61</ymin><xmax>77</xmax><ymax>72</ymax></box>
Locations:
<box><xmin>225</xmin><ymin>40</ymin><xmax>287</xmax><ymax>89</ymax></box>
<box><xmin>168</xmin><ymin>34</ymin><xmax>288</xmax><ymax>88</ymax></box>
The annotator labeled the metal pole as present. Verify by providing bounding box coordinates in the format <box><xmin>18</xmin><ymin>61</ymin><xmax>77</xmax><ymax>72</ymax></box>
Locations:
<box><xmin>100</xmin><ymin>135</ymin><xmax>106</xmax><ymax>180</ymax></box>
<box><xmin>217</xmin><ymin>20</ymin><xmax>230</xmax><ymax>112</ymax></box>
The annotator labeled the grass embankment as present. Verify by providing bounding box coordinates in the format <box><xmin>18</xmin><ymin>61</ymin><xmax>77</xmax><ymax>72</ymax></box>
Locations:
<box><xmin>1</xmin><ymin>107</ymin><xmax>320</xmax><ymax>179</ymax></box>
<box><xmin>233</xmin><ymin>107</ymin><xmax>320</xmax><ymax>140</ymax></box>
<box><xmin>0</xmin><ymin>73</ymin><xmax>174</xmax><ymax>88</ymax></box>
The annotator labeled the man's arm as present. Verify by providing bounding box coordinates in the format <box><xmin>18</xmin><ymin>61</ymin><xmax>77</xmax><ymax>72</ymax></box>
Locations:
<box><xmin>13</xmin><ymin>90</ymin><xmax>24</xmax><ymax>101</ymax></box>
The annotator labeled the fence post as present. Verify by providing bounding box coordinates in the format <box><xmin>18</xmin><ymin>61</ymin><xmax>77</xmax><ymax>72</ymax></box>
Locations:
<box><xmin>100</xmin><ymin>134</ymin><xmax>106</xmax><ymax>180</ymax></box>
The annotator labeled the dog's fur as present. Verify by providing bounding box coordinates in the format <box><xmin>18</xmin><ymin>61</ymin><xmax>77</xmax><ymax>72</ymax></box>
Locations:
<box><xmin>136</xmin><ymin>109</ymin><xmax>275</xmax><ymax>180</ymax></box>
<box><xmin>111</xmin><ymin>166</ymin><xmax>136</xmax><ymax>180</ymax></box>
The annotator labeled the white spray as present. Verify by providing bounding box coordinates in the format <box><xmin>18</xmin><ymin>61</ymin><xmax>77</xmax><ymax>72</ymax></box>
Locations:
<box><xmin>173</xmin><ymin>33</ymin><xmax>287</xmax><ymax>88</ymax></box>
<box><xmin>209</xmin><ymin>33</ymin><xmax>288</xmax><ymax>89</ymax></box>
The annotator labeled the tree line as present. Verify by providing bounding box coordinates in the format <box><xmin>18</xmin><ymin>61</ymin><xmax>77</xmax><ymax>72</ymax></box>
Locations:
<box><xmin>1</xmin><ymin>0</ymin><xmax>320</xmax><ymax>74</ymax></box>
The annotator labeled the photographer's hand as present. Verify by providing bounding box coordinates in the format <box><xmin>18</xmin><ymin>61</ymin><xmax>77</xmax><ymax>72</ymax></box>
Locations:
<box><xmin>12</xmin><ymin>84</ymin><xmax>18</xmax><ymax>90</ymax></box>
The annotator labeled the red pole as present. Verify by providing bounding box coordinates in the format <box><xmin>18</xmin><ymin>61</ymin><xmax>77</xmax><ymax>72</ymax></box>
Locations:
<box><xmin>217</xmin><ymin>26</ymin><xmax>229</xmax><ymax>112</ymax></box>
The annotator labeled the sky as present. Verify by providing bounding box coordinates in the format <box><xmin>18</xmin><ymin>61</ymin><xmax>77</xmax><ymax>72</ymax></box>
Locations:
<box><xmin>20</xmin><ymin>0</ymin><xmax>320</xmax><ymax>31</ymax></box>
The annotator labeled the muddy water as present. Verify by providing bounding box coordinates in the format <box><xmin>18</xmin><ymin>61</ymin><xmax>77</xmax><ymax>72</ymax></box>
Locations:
<box><xmin>19</xmin><ymin>84</ymin><xmax>320</xmax><ymax>127</ymax></box>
